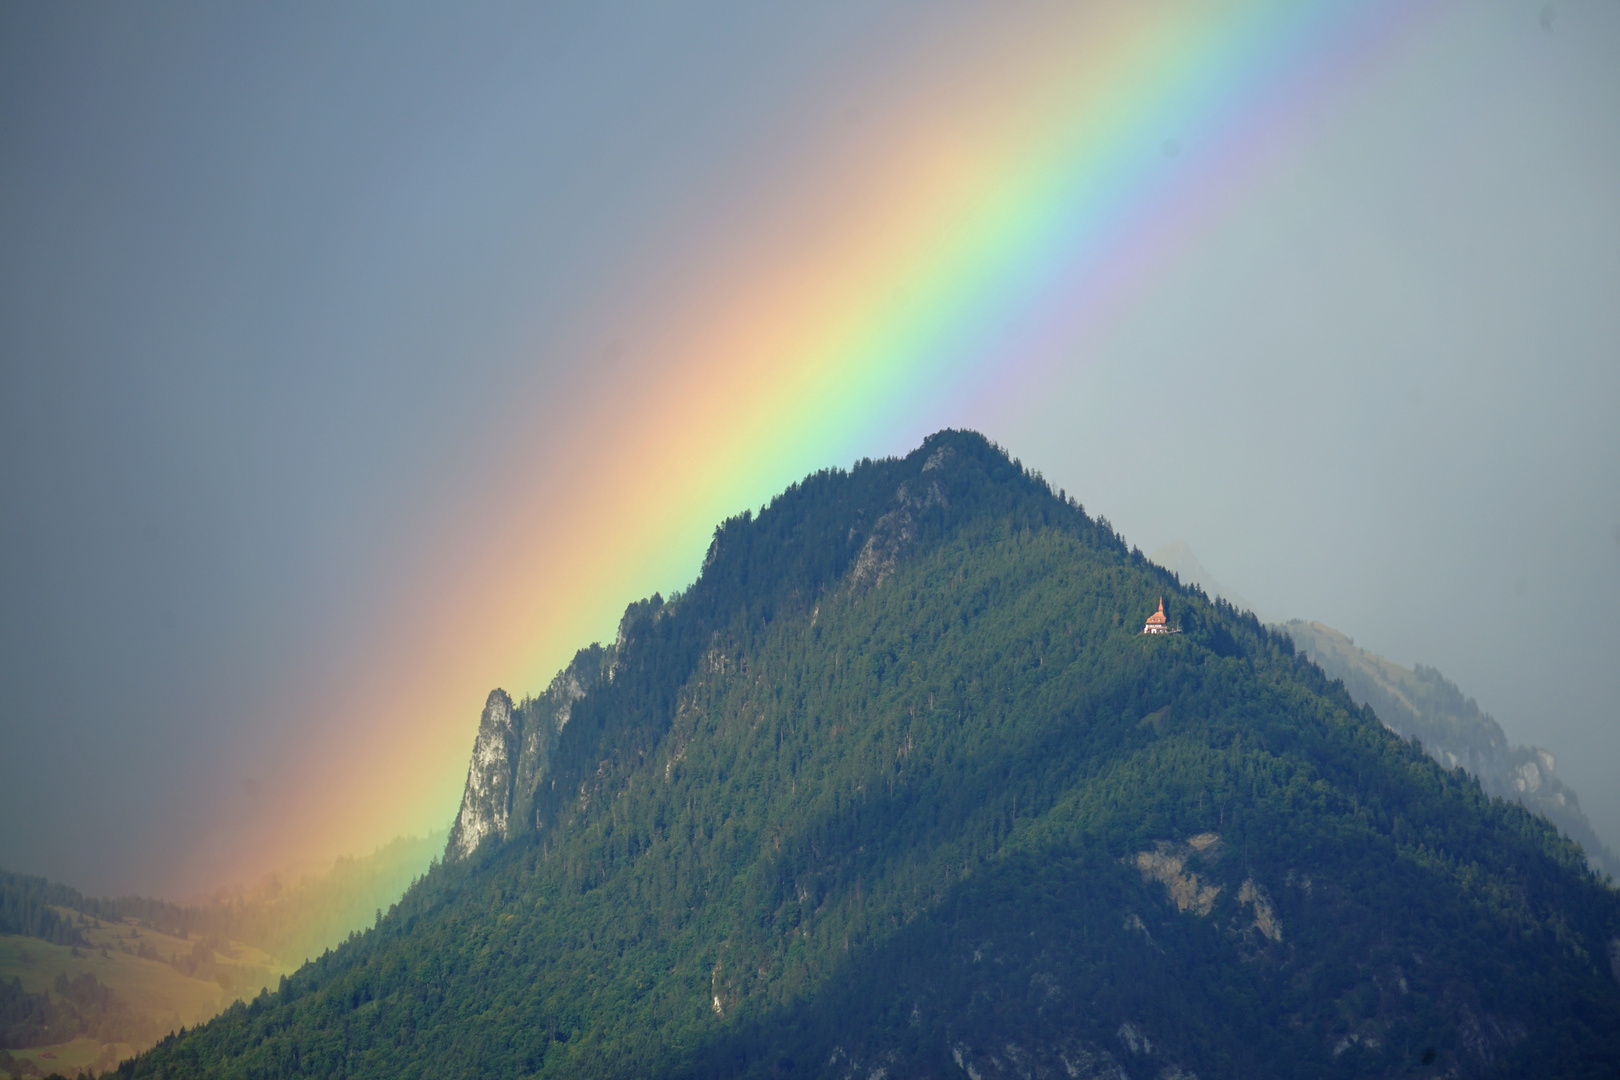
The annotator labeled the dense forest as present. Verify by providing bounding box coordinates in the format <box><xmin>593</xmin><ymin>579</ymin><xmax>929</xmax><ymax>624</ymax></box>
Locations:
<box><xmin>1</xmin><ymin>973</ymin><xmax>135</xmax><ymax>1057</ymax></box>
<box><xmin>0</xmin><ymin>875</ymin><xmax>91</xmax><ymax>948</ymax></box>
<box><xmin>92</xmin><ymin>432</ymin><xmax>1620</xmax><ymax>1078</ymax></box>
<box><xmin>0</xmin><ymin>871</ymin><xmax>225</xmax><ymax>950</ymax></box>
<box><xmin>1281</xmin><ymin>619</ymin><xmax>1619</xmax><ymax>879</ymax></box>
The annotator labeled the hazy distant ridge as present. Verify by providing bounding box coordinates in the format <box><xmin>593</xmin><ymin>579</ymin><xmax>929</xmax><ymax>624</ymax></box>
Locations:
<box><xmin>1281</xmin><ymin>619</ymin><xmax>1618</xmax><ymax>878</ymax></box>
<box><xmin>1146</xmin><ymin>542</ymin><xmax>1617</xmax><ymax>879</ymax></box>
<box><xmin>1148</xmin><ymin>541</ymin><xmax>1256</xmax><ymax>616</ymax></box>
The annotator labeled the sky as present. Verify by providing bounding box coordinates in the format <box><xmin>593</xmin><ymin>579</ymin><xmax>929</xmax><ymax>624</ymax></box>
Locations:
<box><xmin>2</xmin><ymin>1</ymin><xmax>1617</xmax><ymax>899</ymax></box>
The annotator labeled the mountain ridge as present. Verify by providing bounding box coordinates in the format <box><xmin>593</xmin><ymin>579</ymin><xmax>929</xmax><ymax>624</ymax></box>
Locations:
<box><xmin>1142</xmin><ymin>539</ymin><xmax>1615</xmax><ymax>878</ymax></box>
<box><xmin>1142</xmin><ymin>541</ymin><xmax>1614</xmax><ymax>878</ymax></box>
<box><xmin>1280</xmin><ymin>619</ymin><xmax>1619</xmax><ymax>880</ymax></box>
<box><xmin>1147</xmin><ymin>541</ymin><xmax>1255</xmax><ymax>617</ymax></box>
<box><xmin>118</xmin><ymin>430</ymin><xmax>1620</xmax><ymax>1079</ymax></box>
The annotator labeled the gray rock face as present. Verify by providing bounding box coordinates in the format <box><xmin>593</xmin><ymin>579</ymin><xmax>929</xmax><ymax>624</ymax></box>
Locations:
<box><xmin>447</xmin><ymin>689</ymin><xmax>520</xmax><ymax>860</ymax></box>
<box><xmin>850</xmin><ymin>468</ymin><xmax>949</xmax><ymax>589</ymax></box>
<box><xmin>445</xmin><ymin>633</ymin><xmax>617</xmax><ymax>861</ymax></box>
<box><xmin>508</xmin><ymin>648</ymin><xmax>605</xmax><ymax>846</ymax></box>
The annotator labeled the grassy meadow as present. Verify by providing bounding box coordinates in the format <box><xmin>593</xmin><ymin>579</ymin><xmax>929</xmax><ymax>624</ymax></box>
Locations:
<box><xmin>1</xmin><ymin>911</ymin><xmax>290</xmax><ymax>1078</ymax></box>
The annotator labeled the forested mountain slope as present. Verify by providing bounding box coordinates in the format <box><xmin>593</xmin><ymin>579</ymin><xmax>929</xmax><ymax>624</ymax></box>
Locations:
<box><xmin>1280</xmin><ymin>620</ymin><xmax>1618</xmax><ymax>879</ymax></box>
<box><xmin>122</xmin><ymin>432</ymin><xmax>1620</xmax><ymax>1080</ymax></box>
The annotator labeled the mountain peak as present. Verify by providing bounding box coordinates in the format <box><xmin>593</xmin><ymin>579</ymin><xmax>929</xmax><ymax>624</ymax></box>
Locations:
<box><xmin>128</xmin><ymin>431</ymin><xmax>1620</xmax><ymax>1079</ymax></box>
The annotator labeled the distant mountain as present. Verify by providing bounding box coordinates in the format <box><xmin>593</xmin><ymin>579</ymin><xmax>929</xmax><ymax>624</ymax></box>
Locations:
<box><xmin>200</xmin><ymin>833</ymin><xmax>442</xmax><ymax>968</ymax></box>
<box><xmin>1148</xmin><ymin>540</ymin><xmax>1256</xmax><ymax>617</ymax></box>
<box><xmin>1279</xmin><ymin>620</ymin><xmax>1619</xmax><ymax>879</ymax></box>
<box><xmin>0</xmin><ymin>897</ymin><xmax>282</xmax><ymax>1078</ymax></box>
<box><xmin>1142</xmin><ymin>545</ymin><xmax>1614</xmax><ymax>880</ymax></box>
<box><xmin>124</xmin><ymin>432</ymin><xmax>1620</xmax><ymax>1079</ymax></box>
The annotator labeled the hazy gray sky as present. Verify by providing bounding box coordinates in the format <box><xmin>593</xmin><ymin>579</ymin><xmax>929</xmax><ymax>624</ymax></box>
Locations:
<box><xmin>2</xmin><ymin>2</ymin><xmax>1616</xmax><ymax>897</ymax></box>
<box><xmin>1003</xmin><ymin>2</ymin><xmax>1620</xmax><ymax>846</ymax></box>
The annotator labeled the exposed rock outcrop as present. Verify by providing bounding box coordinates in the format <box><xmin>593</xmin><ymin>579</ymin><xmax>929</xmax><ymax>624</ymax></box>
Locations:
<box><xmin>1237</xmin><ymin>879</ymin><xmax>1282</xmax><ymax>943</ymax></box>
<box><xmin>1132</xmin><ymin>834</ymin><xmax>1223</xmax><ymax>916</ymax></box>
<box><xmin>446</xmin><ymin>642</ymin><xmax>611</xmax><ymax>860</ymax></box>
<box><xmin>943</xmin><ymin>1036</ymin><xmax>1136</xmax><ymax>1080</ymax></box>
<box><xmin>446</xmin><ymin>689</ymin><xmax>521</xmax><ymax>859</ymax></box>
<box><xmin>448</xmin><ymin>445</ymin><xmax>976</xmax><ymax>863</ymax></box>
<box><xmin>850</xmin><ymin>462</ymin><xmax>950</xmax><ymax>588</ymax></box>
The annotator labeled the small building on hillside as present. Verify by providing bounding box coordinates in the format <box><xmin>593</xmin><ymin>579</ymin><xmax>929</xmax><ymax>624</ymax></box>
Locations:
<box><xmin>1142</xmin><ymin>597</ymin><xmax>1179</xmax><ymax>635</ymax></box>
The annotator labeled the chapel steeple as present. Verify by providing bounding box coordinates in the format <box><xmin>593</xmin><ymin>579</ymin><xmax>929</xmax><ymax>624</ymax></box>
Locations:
<box><xmin>1142</xmin><ymin>597</ymin><xmax>1178</xmax><ymax>635</ymax></box>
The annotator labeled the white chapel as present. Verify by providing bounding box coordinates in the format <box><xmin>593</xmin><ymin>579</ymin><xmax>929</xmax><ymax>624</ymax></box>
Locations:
<box><xmin>1142</xmin><ymin>597</ymin><xmax>1178</xmax><ymax>635</ymax></box>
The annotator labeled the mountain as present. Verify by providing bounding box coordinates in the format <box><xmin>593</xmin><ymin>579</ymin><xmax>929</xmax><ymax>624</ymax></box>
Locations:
<box><xmin>1140</xmin><ymin>545</ymin><xmax>1614</xmax><ymax>880</ymax></box>
<box><xmin>1279</xmin><ymin>620</ymin><xmax>1619</xmax><ymax>879</ymax></box>
<box><xmin>120</xmin><ymin>432</ymin><xmax>1620</xmax><ymax>1079</ymax></box>
<box><xmin>1147</xmin><ymin>541</ymin><xmax>1256</xmax><ymax>617</ymax></box>
<box><xmin>198</xmin><ymin>834</ymin><xmax>442</xmax><ymax>970</ymax></box>
<box><xmin>1139</xmin><ymin>541</ymin><xmax>1615</xmax><ymax>879</ymax></box>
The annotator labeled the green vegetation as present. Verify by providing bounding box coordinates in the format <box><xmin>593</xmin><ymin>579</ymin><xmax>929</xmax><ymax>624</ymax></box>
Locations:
<box><xmin>0</xmin><ymin>921</ymin><xmax>248</xmax><ymax>1078</ymax></box>
<box><xmin>91</xmin><ymin>432</ymin><xmax>1620</xmax><ymax>1077</ymax></box>
<box><xmin>1</xmin><ymin>876</ymin><xmax>98</xmax><ymax>948</ymax></box>
<box><xmin>0</xmin><ymin>870</ymin><xmax>219</xmax><ymax>947</ymax></box>
<box><xmin>199</xmin><ymin>835</ymin><xmax>441</xmax><ymax>970</ymax></box>
<box><xmin>1282</xmin><ymin>620</ymin><xmax>1619</xmax><ymax>878</ymax></box>
<box><xmin>0</xmin><ymin>837</ymin><xmax>438</xmax><ymax>1077</ymax></box>
<box><xmin>0</xmin><ymin>971</ymin><xmax>127</xmax><ymax>1057</ymax></box>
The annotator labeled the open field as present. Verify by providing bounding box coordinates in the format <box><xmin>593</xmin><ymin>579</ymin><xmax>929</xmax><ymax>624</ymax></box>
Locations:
<box><xmin>0</xmin><ymin>834</ymin><xmax>436</xmax><ymax>1076</ymax></box>
<box><xmin>2</xmin><ymin>1035</ymin><xmax>137</xmax><ymax>1078</ymax></box>
<box><xmin>1</xmin><ymin>914</ymin><xmax>291</xmax><ymax>1078</ymax></box>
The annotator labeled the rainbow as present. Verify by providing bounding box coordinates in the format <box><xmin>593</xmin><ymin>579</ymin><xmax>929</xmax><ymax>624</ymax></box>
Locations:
<box><xmin>195</xmin><ymin>0</ymin><xmax>1438</xmax><ymax>888</ymax></box>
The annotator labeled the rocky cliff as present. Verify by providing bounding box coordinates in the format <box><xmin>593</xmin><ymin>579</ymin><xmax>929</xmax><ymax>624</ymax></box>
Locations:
<box><xmin>446</xmin><ymin>642</ymin><xmax>611</xmax><ymax>860</ymax></box>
